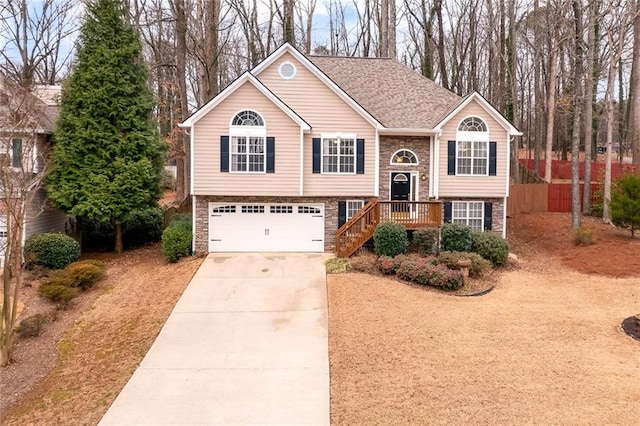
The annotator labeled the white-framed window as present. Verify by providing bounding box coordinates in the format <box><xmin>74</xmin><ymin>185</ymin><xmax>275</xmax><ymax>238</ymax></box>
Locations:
<box><xmin>346</xmin><ymin>200</ymin><xmax>364</xmax><ymax>221</ymax></box>
<box><xmin>390</xmin><ymin>149</ymin><xmax>418</xmax><ymax>165</ymax></box>
<box><xmin>457</xmin><ymin>140</ymin><xmax>488</xmax><ymax>175</ymax></box>
<box><xmin>452</xmin><ymin>201</ymin><xmax>484</xmax><ymax>231</ymax></box>
<box><xmin>322</xmin><ymin>135</ymin><xmax>355</xmax><ymax>173</ymax></box>
<box><xmin>456</xmin><ymin>116</ymin><xmax>489</xmax><ymax>176</ymax></box>
<box><xmin>230</xmin><ymin>110</ymin><xmax>266</xmax><ymax>173</ymax></box>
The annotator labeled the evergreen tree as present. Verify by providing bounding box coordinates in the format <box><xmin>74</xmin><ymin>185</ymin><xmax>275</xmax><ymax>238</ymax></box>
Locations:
<box><xmin>610</xmin><ymin>174</ymin><xmax>640</xmax><ymax>238</ymax></box>
<box><xmin>48</xmin><ymin>0</ymin><xmax>166</xmax><ymax>253</ymax></box>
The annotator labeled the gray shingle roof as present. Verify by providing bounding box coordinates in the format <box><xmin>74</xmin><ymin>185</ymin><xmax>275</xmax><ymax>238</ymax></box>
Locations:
<box><xmin>309</xmin><ymin>56</ymin><xmax>462</xmax><ymax>129</ymax></box>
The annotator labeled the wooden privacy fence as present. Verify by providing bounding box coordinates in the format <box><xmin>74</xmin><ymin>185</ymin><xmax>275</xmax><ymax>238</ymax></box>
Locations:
<box><xmin>509</xmin><ymin>183</ymin><xmax>603</xmax><ymax>215</ymax></box>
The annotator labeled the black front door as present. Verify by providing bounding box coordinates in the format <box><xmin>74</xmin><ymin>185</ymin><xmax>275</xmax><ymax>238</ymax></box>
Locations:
<box><xmin>391</xmin><ymin>173</ymin><xmax>410</xmax><ymax>212</ymax></box>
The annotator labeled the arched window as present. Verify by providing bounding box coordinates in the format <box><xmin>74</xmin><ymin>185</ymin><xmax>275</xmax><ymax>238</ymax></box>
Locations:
<box><xmin>455</xmin><ymin>116</ymin><xmax>490</xmax><ymax>175</ymax></box>
<box><xmin>232</xmin><ymin>110</ymin><xmax>264</xmax><ymax>126</ymax></box>
<box><xmin>229</xmin><ymin>110</ymin><xmax>266</xmax><ymax>172</ymax></box>
<box><xmin>390</xmin><ymin>149</ymin><xmax>418</xmax><ymax>165</ymax></box>
<box><xmin>458</xmin><ymin>116</ymin><xmax>487</xmax><ymax>132</ymax></box>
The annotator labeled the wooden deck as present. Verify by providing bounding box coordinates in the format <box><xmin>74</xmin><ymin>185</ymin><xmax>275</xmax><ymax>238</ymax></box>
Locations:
<box><xmin>335</xmin><ymin>200</ymin><xmax>442</xmax><ymax>258</ymax></box>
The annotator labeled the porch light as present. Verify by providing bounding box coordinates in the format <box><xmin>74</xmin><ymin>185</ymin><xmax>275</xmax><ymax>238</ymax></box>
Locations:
<box><xmin>420</xmin><ymin>174</ymin><xmax>427</xmax><ymax>181</ymax></box>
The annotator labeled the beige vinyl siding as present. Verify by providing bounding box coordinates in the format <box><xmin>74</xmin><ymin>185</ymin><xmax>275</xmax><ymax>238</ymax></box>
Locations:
<box><xmin>192</xmin><ymin>82</ymin><xmax>301</xmax><ymax>196</ymax></box>
<box><xmin>438</xmin><ymin>100</ymin><xmax>509</xmax><ymax>197</ymax></box>
<box><xmin>257</xmin><ymin>52</ymin><xmax>376</xmax><ymax>196</ymax></box>
<box><xmin>24</xmin><ymin>189</ymin><xmax>68</xmax><ymax>239</ymax></box>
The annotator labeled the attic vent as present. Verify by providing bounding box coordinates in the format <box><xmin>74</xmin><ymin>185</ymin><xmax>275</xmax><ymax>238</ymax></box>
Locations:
<box><xmin>279</xmin><ymin>61</ymin><xmax>296</xmax><ymax>79</ymax></box>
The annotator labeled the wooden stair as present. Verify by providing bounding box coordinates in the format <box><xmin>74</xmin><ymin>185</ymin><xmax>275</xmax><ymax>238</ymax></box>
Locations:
<box><xmin>335</xmin><ymin>199</ymin><xmax>443</xmax><ymax>257</ymax></box>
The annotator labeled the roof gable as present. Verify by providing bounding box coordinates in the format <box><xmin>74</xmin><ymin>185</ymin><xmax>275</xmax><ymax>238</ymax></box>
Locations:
<box><xmin>251</xmin><ymin>43</ymin><xmax>382</xmax><ymax>129</ymax></box>
<box><xmin>434</xmin><ymin>92</ymin><xmax>522</xmax><ymax>136</ymax></box>
<box><xmin>180</xmin><ymin>72</ymin><xmax>310</xmax><ymax>130</ymax></box>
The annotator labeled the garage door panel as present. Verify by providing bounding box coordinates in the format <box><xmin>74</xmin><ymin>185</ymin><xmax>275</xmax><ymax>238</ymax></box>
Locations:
<box><xmin>208</xmin><ymin>203</ymin><xmax>324</xmax><ymax>253</ymax></box>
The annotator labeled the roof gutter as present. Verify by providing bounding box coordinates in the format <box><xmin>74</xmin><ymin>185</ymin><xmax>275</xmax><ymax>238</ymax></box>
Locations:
<box><xmin>377</xmin><ymin>128</ymin><xmax>439</xmax><ymax>136</ymax></box>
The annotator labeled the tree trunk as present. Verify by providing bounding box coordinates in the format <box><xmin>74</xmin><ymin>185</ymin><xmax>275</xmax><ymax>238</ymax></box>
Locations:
<box><xmin>380</xmin><ymin>0</ymin><xmax>389</xmax><ymax>57</ymax></box>
<box><xmin>389</xmin><ymin>0</ymin><xmax>397</xmax><ymax>59</ymax></box>
<box><xmin>545</xmin><ymin>42</ymin><xmax>559</xmax><ymax>183</ymax></box>
<box><xmin>570</xmin><ymin>0</ymin><xmax>583</xmax><ymax>230</ymax></box>
<box><xmin>631</xmin><ymin>0</ymin><xmax>640</xmax><ymax>164</ymax></box>
<box><xmin>115</xmin><ymin>222</ymin><xmax>123</xmax><ymax>254</ymax></box>
<box><xmin>434</xmin><ymin>0</ymin><xmax>448</xmax><ymax>89</ymax></box>
<box><xmin>582</xmin><ymin>2</ymin><xmax>596</xmax><ymax>214</ymax></box>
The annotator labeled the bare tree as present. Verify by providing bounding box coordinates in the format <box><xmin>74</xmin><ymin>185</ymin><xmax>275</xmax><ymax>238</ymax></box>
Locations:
<box><xmin>602</xmin><ymin>0</ymin><xmax>631</xmax><ymax>223</ymax></box>
<box><xmin>630</xmin><ymin>0</ymin><xmax>640</xmax><ymax>164</ymax></box>
<box><xmin>570</xmin><ymin>0</ymin><xmax>584</xmax><ymax>230</ymax></box>
<box><xmin>0</xmin><ymin>77</ymin><xmax>52</xmax><ymax>366</ymax></box>
<box><xmin>0</xmin><ymin>0</ymin><xmax>79</xmax><ymax>84</ymax></box>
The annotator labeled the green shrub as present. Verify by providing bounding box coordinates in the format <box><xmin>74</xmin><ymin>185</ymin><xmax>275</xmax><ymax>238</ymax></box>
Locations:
<box><xmin>326</xmin><ymin>257</ymin><xmax>351</xmax><ymax>274</ymax></box>
<box><xmin>471</xmin><ymin>232</ymin><xmax>510</xmax><ymax>266</ymax></box>
<box><xmin>38</xmin><ymin>283</ymin><xmax>78</xmax><ymax>309</ymax></box>
<box><xmin>373</xmin><ymin>222</ymin><xmax>408</xmax><ymax>257</ymax></box>
<box><xmin>162</xmin><ymin>215</ymin><xmax>192</xmax><ymax>262</ymax></box>
<box><xmin>610</xmin><ymin>174</ymin><xmax>640</xmax><ymax>237</ymax></box>
<box><xmin>122</xmin><ymin>206</ymin><xmax>164</xmax><ymax>248</ymax></box>
<box><xmin>573</xmin><ymin>227</ymin><xmax>594</xmax><ymax>246</ymax></box>
<box><xmin>440</xmin><ymin>223</ymin><xmax>472</xmax><ymax>252</ymax></box>
<box><xmin>437</xmin><ymin>251</ymin><xmax>492</xmax><ymax>278</ymax></box>
<box><xmin>83</xmin><ymin>206</ymin><xmax>164</xmax><ymax>250</ymax></box>
<box><xmin>15</xmin><ymin>314</ymin><xmax>48</xmax><ymax>338</ymax></box>
<box><xmin>64</xmin><ymin>260</ymin><xmax>106</xmax><ymax>290</ymax></box>
<box><xmin>411</xmin><ymin>228</ymin><xmax>440</xmax><ymax>255</ymax></box>
<box><xmin>24</xmin><ymin>233</ymin><xmax>81</xmax><ymax>269</ymax></box>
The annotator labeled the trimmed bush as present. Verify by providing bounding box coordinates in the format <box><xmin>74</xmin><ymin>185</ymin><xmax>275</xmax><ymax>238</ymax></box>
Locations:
<box><xmin>373</xmin><ymin>222</ymin><xmax>408</xmax><ymax>257</ymax></box>
<box><xmin>24</xmin><ymin>233</ymin><xmax>81</xmax><ymax>269</ymax></box>
<box><xmin>64</xmin><ymin>260</ymin><xmax>106</xmax><ymax>290</ymax></box>
<box><xmin>395</xmin><ymin>256</ymin><xmax>463</xmax><ymax>290</ymax></box>
<box><xmin>38</xmin><ymin>283</ymin><xmax>78</xmax><ymax>309</ymax></box>
<box><xmin>573</xmin><ymin>227</ymin><xmax>594</xmax><ymax>246</ymax></box>
<box><xmin>348</xmin><ymin>253</ymin><xmax>379</xmax><ymax>274</ymax></box>
<box><xmin>162</xmin><ymin>215</ymin><xmax>192</xmax><ymax>263</ymax></box>
<box><xmin>411</xmin><ymin>227</ymin><xmax>440</xmax><ymax>255</ymax></box>
<box><xmin>440</xmin><ymin>223</ymin><xmax>472</xmax><ymax>252</ymax></box>
<box><xmin>471</xmin><ymin>232</ymin><xmax>509</xmax><ymax>266</ymax></box>
<box><xmin>16</xmin><ymin>314</ymin><xmax>48</xmax><ymax>338</ymax></box>
<box><xmin>83</xmin><ymin>206</ymin><xmax>164</xmax><ymax>250</ymax></box>
<box><xmin>437</xmin><ymin>251</ymin><xmax>492</xmax><ymax>278</ymax></box>
<box><xmin>122</xmin><ymin>206</ymin><xmax>164</xmax><ymax>249</ymax></box>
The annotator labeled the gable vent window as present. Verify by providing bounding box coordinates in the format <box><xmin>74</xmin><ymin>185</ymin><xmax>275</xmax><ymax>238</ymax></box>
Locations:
<box><xmin>279</xmin><ymin>61</ymin><xmax>297</xmax><ymax>79</ymax></box>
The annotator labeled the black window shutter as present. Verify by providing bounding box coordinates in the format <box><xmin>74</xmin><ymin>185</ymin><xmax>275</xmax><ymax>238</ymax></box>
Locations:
<box><xmin>447</xmin><ymin>141</ymin><xmax>456</xmax><ymax>175</ymax></box>
<box><xmin>484</xmin><ymin>202</ymin><xmax>493</xmax><ymax>231</ymax></box>
<box><xmin>443</xmin><ymin>202</ymin><xmax>452</xmax><ymax>223</ymax></box>
<box><xmin>220</xmin><ymin>136</ymin><xmax>229</xmax><ymax>172</ymax></box>
<box><xmin>338</xmin><ymin>201</ymin><xmax>347</xmax><ymax>228</ymax></box>
<box><xmin>356</xmin><ymin>138</ymin><xmax>365</xmax><ymax>174</ymax></box>
<box><xmin>489</xmin><ymin>141</ymin><xmax>497</xmax><ymax>176</ymax></box>
<box><xmin>312</xmin><ymin>138</ymin><xmax>321</xmax><ymax>173</ymax></box>
<box><xmin>12</xmin><ymin>139</ymin><xmax>22</xmax><ymax>168</ymax></box>
<box><xmin>266</xmin><ymin>137</ymin><xmax>275</xmax><ymax>173</ymax></box>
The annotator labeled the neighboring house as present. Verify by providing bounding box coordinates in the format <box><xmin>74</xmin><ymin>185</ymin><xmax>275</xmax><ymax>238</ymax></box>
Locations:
<box><xmin>0</xmin><ymin>80</ymin><xmax>68</xmax><ymax>265</ymax></box>
<box><xmin>180</xmin><ymin>43</ymin><xmax>521</xmax><ymax>256</ymax></box>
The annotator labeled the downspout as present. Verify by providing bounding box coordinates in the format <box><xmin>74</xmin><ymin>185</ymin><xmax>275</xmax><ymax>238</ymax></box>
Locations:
<box><xmin>433</xmin><ymin>131</ymin><xmax>442</xmax><ymax>199</ymax></box>
<box><xmin>300</xmin><ymin>127</ymin><xmax>304</xmax><ymax>196</ymax></box>
<box><xmin>374</xmin><ymin>128</ymin><xmax>380</xmax><ymax>197</ymax></box>
<box><xmin>428</xmin><ymin>135</ymin><xmax>434</xmax><ymax>198</ymax></box>
<box><xmin>186</xmin><ymin>127</ymin><xmax>196</xmax><ymax>254</ymax></box>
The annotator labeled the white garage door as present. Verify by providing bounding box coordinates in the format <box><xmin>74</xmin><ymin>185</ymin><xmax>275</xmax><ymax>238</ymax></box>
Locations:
<box><xmin>208</xmin><ymin>203</ymin><xmax>324</xmax><ymax>252</ymax></box>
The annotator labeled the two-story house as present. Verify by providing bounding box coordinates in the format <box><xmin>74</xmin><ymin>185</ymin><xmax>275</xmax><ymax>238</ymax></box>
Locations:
<box><xmin>180</xmin><ymin>43</ymin><xmax>521</xmax><ymax>256</ymax></box>
<box><xmin>0</xmin><ymin>81</ymin><xmax>68</xmax><ymax>266</ymax></box>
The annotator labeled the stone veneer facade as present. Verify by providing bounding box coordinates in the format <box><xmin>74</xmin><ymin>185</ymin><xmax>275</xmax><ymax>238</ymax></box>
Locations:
<box><xmin>193</xmin><ymin>195</ymin><xmax>371</xmax><ymax>255</ymax></box>
<box><xmin>379</xmin><ymin>136</ymin><xmax>431</xmax><ymax>201</ymax></box>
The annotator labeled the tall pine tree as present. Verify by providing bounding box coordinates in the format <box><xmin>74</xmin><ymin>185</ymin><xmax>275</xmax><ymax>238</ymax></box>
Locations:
<box><xmin>48</xmin><ymin>0</ymin><xmax>165</xmax><ymax>253</ymax></box>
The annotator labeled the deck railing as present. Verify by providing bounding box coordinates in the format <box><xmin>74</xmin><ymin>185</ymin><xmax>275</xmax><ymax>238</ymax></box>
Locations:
<box><xmin>335</xmin><ymin>200</ymin><xmax>442</xmax><ymax>257</ymax></box>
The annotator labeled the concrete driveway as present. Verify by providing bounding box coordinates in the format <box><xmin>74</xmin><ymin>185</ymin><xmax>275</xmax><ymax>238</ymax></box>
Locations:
<box><xmin>100</xmin><ymin>253</ymin><xmax>330</xmax><ymax>425</ymax></box>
